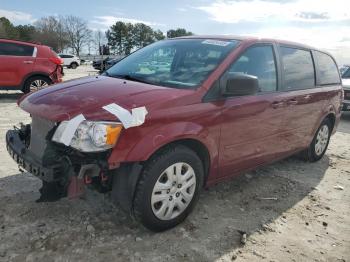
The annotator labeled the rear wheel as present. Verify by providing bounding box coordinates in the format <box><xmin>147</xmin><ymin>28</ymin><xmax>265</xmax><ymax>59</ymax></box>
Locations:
<box><xmin>23</xmin><ymin>76</ymin><xmax>52</xmax><ymax>93</ymax></box>
<box><xmin>303</xmin><ymin>118</ymin><xmax>332</xmax><ymax>162</ymax></box>
<box><xmin>133</xmin><ymin>145</ymin><xmax>204</xmax><ymax>232</ymax></box>
<box><xmin>70</xmin><ymin>62</ymin><xmax>78</xmax><ymax>69</ymax></box>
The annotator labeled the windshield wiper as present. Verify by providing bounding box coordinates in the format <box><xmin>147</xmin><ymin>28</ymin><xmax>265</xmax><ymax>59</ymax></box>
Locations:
<box><xmin>112</xmin><ymin>74</ymin><xmax>152</xmax><ymax>85</ymax></box>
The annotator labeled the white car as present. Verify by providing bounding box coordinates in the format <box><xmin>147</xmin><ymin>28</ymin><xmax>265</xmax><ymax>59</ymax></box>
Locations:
<box><xmin>58</xmin><ymin>54</ymin><xmax>80</xmax><ymax>69</ymax></box>
<box><xmin>341</xmin><ymin>65</ymin><xmax>350</xmax><ymax>111</ymax></box>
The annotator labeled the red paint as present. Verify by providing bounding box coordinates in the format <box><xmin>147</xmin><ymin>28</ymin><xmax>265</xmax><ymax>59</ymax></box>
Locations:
<box><xmin>0</xmin><ymin>38</ymin><xmax>63</xmax><ymax>90</ymax></box>
<box><xmin>17</xmin><ymin>36</ymin><xmax>343</xmax><ymax>186</ymax></box>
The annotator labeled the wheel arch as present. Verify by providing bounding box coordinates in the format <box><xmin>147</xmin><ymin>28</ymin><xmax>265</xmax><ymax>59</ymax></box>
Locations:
<box><xmin>21</xmin><ymin>72</ymin><xmax>51</xmax><ymax>92</ymax></box>
<box><xmin>146</xmin><ymin>138</ymin><xmax>211</xmax><ymax>185</ymax></box>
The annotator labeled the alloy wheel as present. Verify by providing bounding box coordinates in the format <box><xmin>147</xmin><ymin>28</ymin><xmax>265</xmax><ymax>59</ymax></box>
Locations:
<box><xmin>29</xmin><ymin>79</ymin><xmax>49</xmax><ymax>92</ymax></box>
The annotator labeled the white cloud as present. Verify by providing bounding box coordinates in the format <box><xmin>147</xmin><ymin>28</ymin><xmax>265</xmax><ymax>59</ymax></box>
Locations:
<box><xmin>92</xmin><ymin>16</ymin><xmax>164</xmax><ymax>30</ymax></box>
<box><xmin>0</xmin><ymin>9</ymin><xmax>35</xmax><ymax>23</ymax></box>
<box><xmin>197</xmin><ymin>0</ymin><xmax>350</xmax><ymax>23</ymax></box>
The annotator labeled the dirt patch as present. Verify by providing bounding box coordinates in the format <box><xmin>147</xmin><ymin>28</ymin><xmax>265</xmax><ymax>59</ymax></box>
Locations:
<box><xmin>0</xmin><ymin>66</ymin><xmax>349</xmax><ymax>261</ymax></box>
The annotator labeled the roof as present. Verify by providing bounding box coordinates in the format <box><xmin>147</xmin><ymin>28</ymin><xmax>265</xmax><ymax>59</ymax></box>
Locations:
<box><xmin>174</xmin><ymin>35</ymin><xmax>324</xmax><ymax>53</ymax></box>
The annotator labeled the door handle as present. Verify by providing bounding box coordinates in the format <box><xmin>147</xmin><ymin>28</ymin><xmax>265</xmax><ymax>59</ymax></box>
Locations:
<box><xmin>271</xmin><ymin>101</ymin><xmax>285</xmax><ymax>109</ymax></box>
<box><xmin>23</xmin><ymin>61</ymin><xmax>33</xmax><ymax>64</ymax></box>
<box><xmin>287</xmin><ymin>99</ymin><xmax>298</xmax><ymax>106</ymax></box>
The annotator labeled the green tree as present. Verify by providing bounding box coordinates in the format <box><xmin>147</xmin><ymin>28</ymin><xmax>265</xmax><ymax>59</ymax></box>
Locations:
<box><xmin>107</xmin><ymin>21</ymin><xmax>165</xmax><ymax>55</ymax></box>
<box><xmin>106</xmin><ymin>21</ymin><xmax>126</xmax><ymax>55</ymax></box>
<box><xmin>0</xmin><ymin>17</ymin><xmax>19</xmax><ymax>39</ymax></box>
<box><xmin>166</xmin><ymin>28</ymin><xmax>193</xmax><ymax>38</ymax></box>
<box><xmin>16</xmin><ymin>24</ymin><xmax>36</xmax><ymax>41</ymax></box>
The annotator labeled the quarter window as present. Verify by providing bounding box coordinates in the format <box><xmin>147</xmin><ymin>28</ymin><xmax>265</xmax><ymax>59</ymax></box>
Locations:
<box><xmin>280</xmin><ymin>47</ymin><xmax>315</xmax><ymax>90</ymax></box>
<box><xmin>227</xmin><ymin>45</ymin><xmax>277</xmax><ymax>92</ymax></box>
<box><xmin>0</xmin><ymin>42</ymin><xmax>34</xmax><ymax>56</ymax></box>
<box><xmin>313</xmin><ymin>51</ymin><xmax>341</xmax><ymax>85</ymax></box>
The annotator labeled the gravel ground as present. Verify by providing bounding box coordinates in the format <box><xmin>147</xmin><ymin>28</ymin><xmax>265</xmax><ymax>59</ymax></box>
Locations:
<box><xmin>0</xmin><ymin>66</ymin><xmax>349</xmax><ymax>262</ymax></box>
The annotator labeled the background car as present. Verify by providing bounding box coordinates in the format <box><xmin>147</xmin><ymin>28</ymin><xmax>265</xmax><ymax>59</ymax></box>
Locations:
<box><xmin>93</xmin><ymin>56</ymin><xmax>121</xmax><ymax>71</ymax></box>
<box><xmin>59</xmin><ymin>54</ymin><xmax>80</xmax><ymax>69</ymax></box>
<box><xmin>0</xmin><ymin>38</ymin><xmax>63</xmax><ymax>93</ymax></box>
<box><xmin>341</xmin><ymin>64</ymin><xmax>350</xmax><ymax>111</ymax></box>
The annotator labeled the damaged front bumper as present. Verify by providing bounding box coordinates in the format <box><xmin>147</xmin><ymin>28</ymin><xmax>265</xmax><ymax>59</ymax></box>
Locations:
<box><xmin>6</xmin><ymin>124</ymin><xmax>112</xmax><ymax>201</ymax></box>
<box><xmin>6</xmin><ymin>129</ymin><xmax>57</xmax><ymax>181</ymax></box>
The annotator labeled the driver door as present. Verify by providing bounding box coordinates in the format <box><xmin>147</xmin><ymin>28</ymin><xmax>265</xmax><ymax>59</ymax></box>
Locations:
<box><xmin>218</xmin><ymin>44</ymin><xmax>288</xmax><ymax>178</ymax></box>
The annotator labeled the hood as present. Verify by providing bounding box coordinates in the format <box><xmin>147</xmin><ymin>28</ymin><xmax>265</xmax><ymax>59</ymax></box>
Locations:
<box><xmin>342</xmin><ymin>78</ymin><xmax>350</xmax><ymax>89</ymax></box>
<box><xmin>19</xmin><ymin>76</ymin><xmax>194</xmax><ymax>122</ymax></box>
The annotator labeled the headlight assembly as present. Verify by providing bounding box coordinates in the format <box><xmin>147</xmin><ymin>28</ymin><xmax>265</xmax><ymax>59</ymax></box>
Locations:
<box><xmin>52</xmin><ymin>121</ymin><xmax>122</xmax><ymax>152</ymax></box>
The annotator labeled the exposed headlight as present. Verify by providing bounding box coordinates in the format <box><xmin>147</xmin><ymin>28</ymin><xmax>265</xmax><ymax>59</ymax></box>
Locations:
<box><xmin>52</xmin><ymin>121</ymin><xmax>122</xmax><ymax>152</ymax></box>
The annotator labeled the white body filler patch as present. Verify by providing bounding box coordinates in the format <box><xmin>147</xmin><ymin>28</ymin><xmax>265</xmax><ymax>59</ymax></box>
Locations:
<box><xmin>52</xmin><ymin>114</ymin><xmax>86</xmax><ymax>146</ymax></box>
<box><xmin>102</xmin><ymin>103</ymin><xmax>148</xmax><ymax>129</ymax></box>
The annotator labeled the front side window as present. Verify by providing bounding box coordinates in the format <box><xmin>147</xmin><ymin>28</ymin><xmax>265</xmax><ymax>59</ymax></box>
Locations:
<box><xmin>313</xmin><ymin>51</ymin><xmax>341</xmax><ymax>85</ymax></box>
<box><xmin>105</xmin><ymin>39</ymin><xmax>239</xmax><ymax>89</ymax></box>
<box><xmin>281</xmin><ymin>47</ymin><xmax>315</xmax><ymax>90</ymax></box>
<box><xmin>227</xmin><ymin>45</ymin><xmax>277</xmax><ymax>92</ymax></box>
<box><xmin>0</xmin><ymin>42</ymin><xmax>34</xmax><ymax>56</ymax></box>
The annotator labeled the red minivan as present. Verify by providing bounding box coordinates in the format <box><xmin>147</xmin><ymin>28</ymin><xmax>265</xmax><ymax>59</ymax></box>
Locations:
<box><xmin>6</xmin><ymin>36</ymin><xmax>343</xmax><ymax>231</ymax></box>
<box><xmin>0</xmin><ymin>38</ymin><xmax>63</xmax><ymax>93</ymax></box>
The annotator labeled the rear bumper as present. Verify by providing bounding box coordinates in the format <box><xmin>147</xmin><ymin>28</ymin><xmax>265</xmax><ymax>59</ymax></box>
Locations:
<box><xmin>6</xmin><ymin>129</ymin><xmax>56</xmax><ymax>181</ymax></box>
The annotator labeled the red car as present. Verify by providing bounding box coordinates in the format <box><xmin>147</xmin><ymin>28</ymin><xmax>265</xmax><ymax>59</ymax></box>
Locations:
<box><xmin>0</xmin><ymin>38</ymin><xmax>63</xmax><ymax>93</ymax></box>
<box><xmin>6</xmin><ymin>36</ymin><xmax>342</xmax><ymax>231</ymax></box>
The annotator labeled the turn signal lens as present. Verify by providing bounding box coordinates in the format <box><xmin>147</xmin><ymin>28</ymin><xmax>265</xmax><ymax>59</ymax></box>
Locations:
<box><xmin>106</xmin><ymin>125</ymin><xmax>123</xmax><ymax>145</ymax></box>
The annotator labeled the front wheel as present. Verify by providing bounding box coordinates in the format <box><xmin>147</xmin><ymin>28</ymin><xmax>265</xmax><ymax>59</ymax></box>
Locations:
<box><xmin>303</xmin><ymin>118</ymin><xmax>332</xmax><ymax>162</ymax></box>
<box><xmin>133</xmin><ymin>145</ymin><xmax>204</xmax><ymax>232</ymax></box>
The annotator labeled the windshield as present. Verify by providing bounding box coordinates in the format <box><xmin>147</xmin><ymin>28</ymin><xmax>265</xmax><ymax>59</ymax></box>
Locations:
<box><xmin>105</xmin><ymin>39</ymin><xmax>239</xmax><ymax>89</ymax></box>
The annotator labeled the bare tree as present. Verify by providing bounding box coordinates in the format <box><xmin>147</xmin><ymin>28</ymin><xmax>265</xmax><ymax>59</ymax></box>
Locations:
<box><xmin>34</xmin><ymin>16</ymin><xmax>68</xmax><ymax>52</ymax></box>
<box><xmin>62</xmin><ymin>15</ymin><xmax>91</xmax><ymax>56</ymax></box>
<box><xmin>94</xmin><ymin>30</ymin><xmax>105</xmax><ymax>55</ymax></box>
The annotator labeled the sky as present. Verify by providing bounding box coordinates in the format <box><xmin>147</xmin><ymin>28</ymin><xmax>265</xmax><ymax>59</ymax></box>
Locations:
<box><xmin>1</xmin><ymin>0</ymin><xmax>349</xmax><ymax>64</ymax></box>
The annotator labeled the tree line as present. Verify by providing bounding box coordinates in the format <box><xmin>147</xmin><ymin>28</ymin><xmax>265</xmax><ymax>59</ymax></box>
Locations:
<box><xmin>0</xmin><ymin>16</ymin><xmax>193</xmax><ymax>56</ymax></box>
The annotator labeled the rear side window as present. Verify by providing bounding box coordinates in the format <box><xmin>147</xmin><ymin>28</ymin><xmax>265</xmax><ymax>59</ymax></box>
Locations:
<box><xmin>313</xmin><ymin>51</ymin><xmax>340</xmax><ymax>85</ymax></box>
<box><xmin>0</xmin><ymin>42</ymin><xmax>34</xmax><ymax>56</ymax></box>
<box><xmin>280</xmin><ymin>47</ymin><xmax>315</xmax><ymax>90</ymax></box>
<box><xmin>59</xmin><ymin>54</ymin><xmax>73</xmax><ymax>58</ymax></box>
<box><xmin>228</xmin><ymin>45</ymin><xmax>277</xmax><ymax>92</ymax></box>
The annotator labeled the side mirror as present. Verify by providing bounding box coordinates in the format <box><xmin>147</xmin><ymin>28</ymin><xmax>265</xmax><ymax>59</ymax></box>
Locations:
<box><xmin>220</xmin><ymin>72</ymin><xmax>259</xmax><ymax>96</ymax></box>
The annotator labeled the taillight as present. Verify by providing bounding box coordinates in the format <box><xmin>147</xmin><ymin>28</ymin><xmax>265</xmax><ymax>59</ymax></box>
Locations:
<box><xmin>49</xmin><ymin>57</ymin><xmax>63</xmax><ymax>65</ymax></box>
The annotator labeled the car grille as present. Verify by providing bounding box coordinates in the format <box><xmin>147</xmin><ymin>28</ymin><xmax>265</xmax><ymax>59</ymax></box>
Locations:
<box><xmin>29</xmin><ymin>116</ymin><xmax>55</xmax><ymax>159</ymax></box>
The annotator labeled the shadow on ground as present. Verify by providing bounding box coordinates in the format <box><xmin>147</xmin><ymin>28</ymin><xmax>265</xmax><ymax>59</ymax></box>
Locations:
<box><xmin>0</xmin><ymin>92</ymin><xmax>23</xmax><ymax>103</ymax></box>
<box><xmin>0</xmin><ymin>155</ymin><xmax>329</xmax><ymax>261</ymax></box>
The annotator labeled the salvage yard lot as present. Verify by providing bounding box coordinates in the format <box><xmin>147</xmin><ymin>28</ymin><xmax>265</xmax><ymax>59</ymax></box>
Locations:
<box><xmin>0</xmin><ymin>65</ymin><xmax>349</xmax><ymax>262</ymax></box>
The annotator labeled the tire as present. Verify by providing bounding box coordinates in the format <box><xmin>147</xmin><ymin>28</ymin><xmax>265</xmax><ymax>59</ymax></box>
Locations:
<box><xmin>303</xmin><ymin>118</ymin><xmax>332</xmax><ymax>162</ymax></box>
<box><xmin>133</xmin><ymin>145</ymin><xmax>204</xmax><ymax>232</ymax></box>
<box><xmin>70</xmin><ymin>62</ymin><xmax>78</xmax><ymax>69</ymax></box>
<box><xmin>23</xmin><ymin>76</ymin><xmax>52</xmax><ymax>94</ymax></box>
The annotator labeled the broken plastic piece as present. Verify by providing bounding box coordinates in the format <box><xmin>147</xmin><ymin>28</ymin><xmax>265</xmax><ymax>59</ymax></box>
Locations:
<box><xmin>102</xmin><ymin>103</ymin><xmax>148</xmax><ymax>129</ymax></box>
